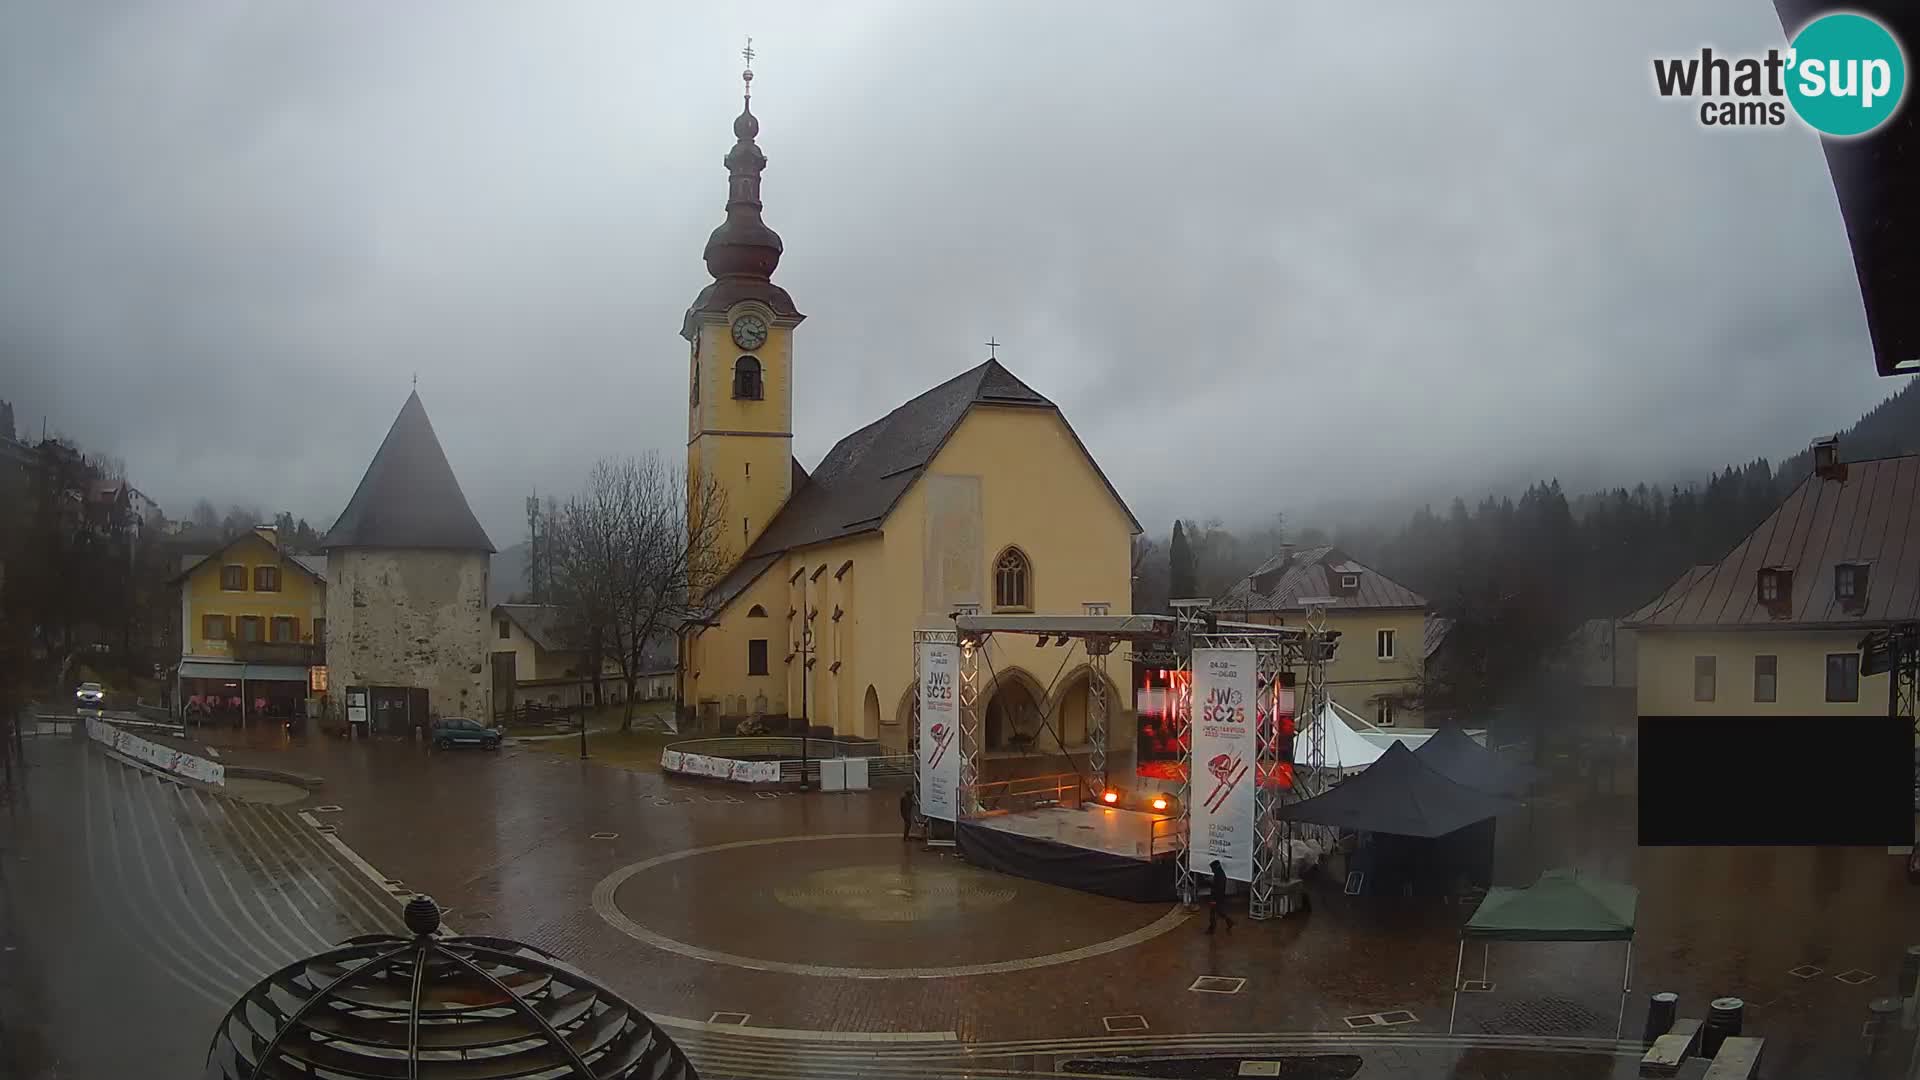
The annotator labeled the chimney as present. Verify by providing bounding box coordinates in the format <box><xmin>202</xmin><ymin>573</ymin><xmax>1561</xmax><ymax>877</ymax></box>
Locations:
<box><xmin>1811</xmin><ymin>435</ymin><xmax>1845</xmax><ymax>481</ymax></box>
<box><xmin>254</xmin><ymin>524</ymin><xmax>279</xmax><ymax>548</ymax></box>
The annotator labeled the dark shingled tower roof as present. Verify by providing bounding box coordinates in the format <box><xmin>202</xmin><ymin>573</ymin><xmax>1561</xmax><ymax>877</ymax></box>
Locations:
<box><xmin>322</xmin><ymin>391</ymin><xmax>495</xmax><ymax>552</ymax></box>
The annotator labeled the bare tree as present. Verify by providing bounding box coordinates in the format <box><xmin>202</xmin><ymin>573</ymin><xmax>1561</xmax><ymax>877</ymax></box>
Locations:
<box><xmin>547</xmin><ymin>454</ymin><xmax>730</xmax><ymax>733</ymax></box>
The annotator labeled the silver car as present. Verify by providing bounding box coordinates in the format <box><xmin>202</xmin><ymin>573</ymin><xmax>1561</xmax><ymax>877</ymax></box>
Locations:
<box><xmin>74</xmin><ymin>681</ymin><xmax>105</xmax><ymax>707</ymax></box>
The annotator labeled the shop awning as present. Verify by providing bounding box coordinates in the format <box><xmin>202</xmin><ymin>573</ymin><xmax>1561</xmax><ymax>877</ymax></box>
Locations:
<box><xmin>177</xmin><ymin>660</ymin><xmax>311</xmax><ymax>683</ymax></box>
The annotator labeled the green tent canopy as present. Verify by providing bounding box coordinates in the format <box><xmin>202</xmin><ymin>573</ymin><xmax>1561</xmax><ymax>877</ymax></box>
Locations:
<box><xmin>1464</xmin><ymin>868</ymin><xmax>1638</xmax><ymax>942</ymax></box>
<box><xmin>1450</xmin><ymin>869</ymin><xmax>1640</xmax><ymax>1037</ymax></box>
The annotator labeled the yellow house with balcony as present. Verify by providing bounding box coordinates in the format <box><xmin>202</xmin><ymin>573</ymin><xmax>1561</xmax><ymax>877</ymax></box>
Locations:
<box><xmin>677</xmin><ymin>85</ymin><xmax>1140</xmax><ymax>762</ymax></box>
<box><xmin>172</xmin><ymin>525</ymin><xmax>327</xmax><ymax>721</ymax></box>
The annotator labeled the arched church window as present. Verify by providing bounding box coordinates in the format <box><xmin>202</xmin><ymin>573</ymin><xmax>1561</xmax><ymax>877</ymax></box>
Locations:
<box><xmin>747</xmin><ymin>604</ymin><xmax>768</xmax><ymax>618</ymax></box>
<box><xmin>733</xmin><ymin>356</ymin><xmax>763</xmax><ymax>400</ymax></box>
<box><xmin>993</xmin><ymin>547</ymin><xmax>1032</xmax><ymax>612</ymax></box>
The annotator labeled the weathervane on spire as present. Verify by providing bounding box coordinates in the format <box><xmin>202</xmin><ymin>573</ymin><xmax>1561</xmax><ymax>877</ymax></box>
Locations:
<box><xmin>741</xmin><ymin>36</ymin><xmax>755</xmax><ymax>100</ymax></box>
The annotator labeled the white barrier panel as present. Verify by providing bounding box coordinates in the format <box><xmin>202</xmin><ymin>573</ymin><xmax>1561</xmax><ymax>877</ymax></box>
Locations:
<box><xmin>87</xmin><ymin>717</ymin><xmax>226</xmax><ymax>786</ymax></box>
<box><xmin>730</xmin><ymin>760</ymin><xmax>781</xmax><ymax>783</ymax></box>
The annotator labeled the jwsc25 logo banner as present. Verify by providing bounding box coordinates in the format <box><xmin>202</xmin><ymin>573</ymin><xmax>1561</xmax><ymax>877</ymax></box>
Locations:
<box><xmin>918</xmin><ymin>641</ymin><xmax>961</xmax><ymax>822</ymax></box>
<box><xmin>1189</xmin><ymin>648</ymin><xmax>1255</xmax><ymax>882</ymax></box>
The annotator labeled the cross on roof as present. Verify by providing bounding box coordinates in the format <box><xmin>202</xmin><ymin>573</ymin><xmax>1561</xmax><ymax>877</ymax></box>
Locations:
<box><xmin>985</xmin><ymin>337</ymin><xmax>1001</xmax><ymax>360</ymax></box>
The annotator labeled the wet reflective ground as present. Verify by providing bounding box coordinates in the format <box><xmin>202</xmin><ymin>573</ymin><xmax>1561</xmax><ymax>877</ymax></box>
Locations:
<box><xmin>3</xmin><ymin>731</ymin><xmax>1915</xmax><ymax>1078</ymax></box>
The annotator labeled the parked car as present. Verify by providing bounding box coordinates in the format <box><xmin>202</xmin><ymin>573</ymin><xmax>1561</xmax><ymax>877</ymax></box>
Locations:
<box><xmin>431</xmin><ymin>716</ymin><xmax>502</xmax><ymax>751</ymax></box>
<box><xmin>74</xmin><ymin>682</ymin><xmax>105</xmax><ymax>707</ymax></box>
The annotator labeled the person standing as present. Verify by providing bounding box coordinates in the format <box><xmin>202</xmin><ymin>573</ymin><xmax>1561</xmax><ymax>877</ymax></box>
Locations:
<box><xmin>900</xmin><ymin>788</ymin><xmax>916</xmax><ymax>841</ymax></box>
<box><xmin>1206</xmin><ymin>859</ymin><xmax>1235</xmax><ymax>934</ymax></box>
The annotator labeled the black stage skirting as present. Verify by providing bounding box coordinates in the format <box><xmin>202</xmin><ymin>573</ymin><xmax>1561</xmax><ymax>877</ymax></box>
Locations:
<box><xmin>956</xmin><ymin>822</ymin><xmax>1177</xmax><ymax>903</ymax></box>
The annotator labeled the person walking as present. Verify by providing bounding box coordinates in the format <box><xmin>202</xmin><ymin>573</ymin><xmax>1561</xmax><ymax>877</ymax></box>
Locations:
<box><xmin>1206</xmin><ymin>859</ymin><xmax>1235</xmax><ymax>934</ymax></box>
<box><xmin>900</xmin><ymin>788</ymin><xmax>916</xmax><ymax>841</ymax></box>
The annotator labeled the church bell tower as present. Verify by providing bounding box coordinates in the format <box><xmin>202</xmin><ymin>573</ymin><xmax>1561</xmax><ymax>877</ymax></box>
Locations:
<box><xmin>684</xmin><ymin>42</ymin><xmax>804</xmax><ymax>570</ymax></box>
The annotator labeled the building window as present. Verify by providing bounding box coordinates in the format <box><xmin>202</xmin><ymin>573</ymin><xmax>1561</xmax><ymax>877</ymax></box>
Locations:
<box><xmin>498</xmin><ymin>619</ymin><xmax>510</xmax><ymax>639</ymax></box>
<box><xmin>1376</xmin><ymin>629</ymin><xmax>1396</xmax><ymax>660</ymax></box>
<box><xmin>1375</xmin><ymin>699</ymin><xmax>1395</xmax><ymax>727</ymax></box>
<box><xmin>314</xmin><ymin>617</ymin><xmax>326</xmax><ymax>645</ymax></box>
<box><xmin>221</xmin><ymin>564</ymin><xmax>247</xmax><ymax>591</ymax></box>
<box><xmin>1084</xmin><ymin>602</ymin><xmax>1110</xmax><ymax>616</ymax></box>
<box><xmin>1835</xmin><ymin>563</ymin><xmax>1868</xmax><ymax>603</ymax></box>
<box><xmin>1693</xmin><ymin>656</ymin><xmax>1716</xmax><ymax>702</ymax></box>
<box><xmin>1341</xmin><ymin>573</ymin><xmax>1360</xmax><ymax>590</ymax></box>
<box><xmin>1753</xmin><ymin>655</ymin><xmax>1777</xmax><ymax>703</ymax></box>
<box><xmin>748</xmin><ymin>604</ymin><xmax>768</xmax><ymax>617</ymax></box>
<box><xmin>1826</xmin><ymin>652</ymin><xmax>1860</xmax><ymax>703</ymax></box>
<box><xmin>237</xmin><ymin>616</ymin><xmax>263</xmax><ymax>643</ymax></box>
<box><xmin>747</xmin><ymin>638</ymin><xmax>769</xmax><ymax>676</ymax></box>
<box><xmin>270</xmin><ymin>616</ymin><xmax>298</xmax><ymax>643</ymax></box>
<box><xmin>1757</xmin><ymin>568</ymin><xmax>1789</xmax><ymax>604</ymax></box>
<box><xmin>733</xmin><ymin>356</ymin><xmax>763</xmax><ymax>400</ymax></box>
<box><xmin>202</xmin><ymin>614</ymin><xmax>229</xmax><ymax>641</ymax></box>
<box><xmin>253</xmin><ymin>565</ymin><xmax>281</xmax><ymax>592</ymax></box>
<box><xmin>993</xmin><ymin>547</ymin><xmax>1031</xmax><ymax>611</ymax></box>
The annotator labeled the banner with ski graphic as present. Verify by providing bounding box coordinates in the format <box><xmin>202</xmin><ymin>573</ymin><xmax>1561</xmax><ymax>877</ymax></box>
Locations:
<box><xmin>918</xmin><ymin>641</ymin><xmax>961</xmax><ymax>822</ymax></box>
<box><xmin>1189</xmin><ymin>648</ymin><xmax>1255</xmax><ymax>882</ymax></box>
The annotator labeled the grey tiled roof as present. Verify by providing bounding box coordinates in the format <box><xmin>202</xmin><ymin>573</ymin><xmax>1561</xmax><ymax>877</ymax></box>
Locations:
<box><xmin>1622</xmin><ymin>454</ymin><xmax>1920</xmax><ymax>629</ymax></box>
<box><xmin>1424</xmin><ymin>615</ymin><xmax>1455</xmax><ymax>659</ymax></box>
<box><xmin>496</xmin><ymin>604</ymin><xmax>676</xmax><ymax>674</ymax></box>
<box><xmin>292</xmin><ymin>554</ymin><xmax>327</xmax><ymax>582</ymax></box>
<box><xmin>704</xmin><ymin>359</ymin><xmax>1139</xmax><ymax>611</ymax></box>
<box><xmin>322</xmin><ymin>391</ymin><xmax>495</xmax><ymax>553</ymax></box>
<box><xmin>1214</xmin><ymin>546</ymin><xmax>1426</xmax><ymax>612</ymax></box>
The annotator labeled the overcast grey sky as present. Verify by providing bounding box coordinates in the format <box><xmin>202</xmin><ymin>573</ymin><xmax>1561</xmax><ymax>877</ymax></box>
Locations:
<box><xmin>0</xmin><ymin>1</ymin><xmax>1891</xmax><ymax>546</ymax></box>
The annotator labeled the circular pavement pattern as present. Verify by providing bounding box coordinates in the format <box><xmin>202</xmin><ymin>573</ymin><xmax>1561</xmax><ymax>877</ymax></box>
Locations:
<box><xmin>592</xmin><ymin>832</ymin><xmax>1192</xmax><ymax>979</ymax></box>
<box><xmin>772</xmin><ymin>863</ymin><xmax>1018</xmax><ymax>922</ymax></box>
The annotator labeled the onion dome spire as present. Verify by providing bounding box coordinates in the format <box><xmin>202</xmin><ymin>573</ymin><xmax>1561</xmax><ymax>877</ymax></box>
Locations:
<box><xmin>703</xmin><ymin>37</ymin><xmax>783</xmax><ymax>281</ymax></box>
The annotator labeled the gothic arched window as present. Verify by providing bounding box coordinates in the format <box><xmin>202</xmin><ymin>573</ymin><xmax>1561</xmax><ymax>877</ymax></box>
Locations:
<box><xmin>993</xmin><ymin>546</ymin><xmax>1032</xmax><ymax>612</ymax></box>
<box><xmin>747</xmin><ymin>604</ymin><xmax>768</xmax><ymax>618</ymax></box>
<box><xmin>733</xmin><ymin>356</ymin><xmax>763</xmax><ymax>400</ymax></box>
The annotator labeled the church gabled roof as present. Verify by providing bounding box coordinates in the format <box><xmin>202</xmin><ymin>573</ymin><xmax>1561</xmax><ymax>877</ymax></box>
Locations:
<box><xmin>322</xmin><ymin>391</ymin><xmax>495</xmax><ymax>553</ymax></box>
<box><xmin>702</xmin><ymin>359</ymin><xmax>1138</xmax><ymax>611</ymax></box>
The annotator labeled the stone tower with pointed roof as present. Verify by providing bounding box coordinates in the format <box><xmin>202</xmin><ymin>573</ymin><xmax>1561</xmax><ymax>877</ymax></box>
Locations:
<box><xmin>323</xmin><ymin>391</ymin><xmax>495</xmax><ymax>730</ymax></box>
<box><xmin>676</xmin><ymin>69</ymin><xmax>1142</xmax><ymax>758</ymax></box>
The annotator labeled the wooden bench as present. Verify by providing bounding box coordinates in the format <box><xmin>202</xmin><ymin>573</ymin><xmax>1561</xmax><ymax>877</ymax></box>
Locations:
<box><xmin>1701</xmin><ymin>1036</ymin><xmax>1763</xmax><ymax>1079</ymax></box>
<box><xmin>1641</xmin><ymin>1018</ymin><xmax>1703</xmax><ymax>1076</ymax></box>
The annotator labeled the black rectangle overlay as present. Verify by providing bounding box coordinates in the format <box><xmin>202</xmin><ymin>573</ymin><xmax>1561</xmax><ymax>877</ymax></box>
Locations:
<box><xmin>1639</xmin><ymin>715</ymin><xmax>1914</xmax><ymax>846</ymax></box>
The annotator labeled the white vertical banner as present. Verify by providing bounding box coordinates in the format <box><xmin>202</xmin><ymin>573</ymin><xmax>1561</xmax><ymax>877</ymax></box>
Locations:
<box><xmin>918</xmin><ymin>641</ymin><xmax>960</xmax><ymax>822</ymax></box>
<box><xmin>1189</xmin><ymin>648</ymin><xmax>1255</xmax><ymax>882</ymax></box>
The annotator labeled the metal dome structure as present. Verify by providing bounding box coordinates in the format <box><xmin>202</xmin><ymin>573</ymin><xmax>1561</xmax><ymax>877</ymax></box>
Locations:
<box><xmin>205</xmin><ymin>896</ymin><xmax>698</xmax><ymax>1079</ymax></box>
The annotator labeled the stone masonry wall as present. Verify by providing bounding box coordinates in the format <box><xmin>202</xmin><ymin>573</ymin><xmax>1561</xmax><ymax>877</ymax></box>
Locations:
<box><xmin>325</xmin><ymin>548</ymin><xmax>490</xmax><ymax>721</ymax></box>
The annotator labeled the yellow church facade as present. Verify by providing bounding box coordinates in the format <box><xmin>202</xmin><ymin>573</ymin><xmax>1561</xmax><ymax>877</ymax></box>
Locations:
<box><xmin>678</xmin><ymin>79</ymin><xmax>1139</xmax><ymax>752</ymax></box>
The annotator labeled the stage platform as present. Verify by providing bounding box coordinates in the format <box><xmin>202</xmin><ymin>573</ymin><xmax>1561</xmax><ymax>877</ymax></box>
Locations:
<box><xmin>957</xmin><ymin>806</ymin><xmax>1178</xmax><ymax>903</ymax></box>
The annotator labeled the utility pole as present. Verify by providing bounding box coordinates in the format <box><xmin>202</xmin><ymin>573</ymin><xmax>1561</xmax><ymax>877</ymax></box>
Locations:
<box><xmin>525</xmin><ymin>493</ymin><xmax>542</xmax><ymax>603</ymax></box>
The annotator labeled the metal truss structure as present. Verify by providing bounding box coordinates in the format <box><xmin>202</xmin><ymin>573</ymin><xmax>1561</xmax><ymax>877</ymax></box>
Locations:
<box><xmin>1086</xmin><ymin>638</ymin><xmax>1114</xmax><ymax>794</ymax></box>
<box><xmin>931</xmin><ymin>611</ymin><xmax>1333</xmax><ymax>920</ymax></box>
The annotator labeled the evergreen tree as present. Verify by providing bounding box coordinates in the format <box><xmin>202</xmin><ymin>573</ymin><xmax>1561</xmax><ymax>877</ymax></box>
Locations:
<box><xmin>1169</xmin><ymin>520</ymin><xmax>1198</xmax><ymax>599</ymax></box>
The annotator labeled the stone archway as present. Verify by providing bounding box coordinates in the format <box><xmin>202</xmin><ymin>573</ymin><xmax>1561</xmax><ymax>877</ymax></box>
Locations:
<box><xmin>980</xmin><ymin>667</ymin><xmax>1047</xmax><ymax>752</ymax></box>
<box><xmin>1043</xmin><ymin>665</ymin><xmax>1128</xmax><ymax>752</ymax></box>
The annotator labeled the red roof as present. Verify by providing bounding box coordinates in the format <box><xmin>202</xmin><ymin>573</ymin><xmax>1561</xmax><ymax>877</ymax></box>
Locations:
<box><xmin>1623</xmin><ymin>455</ymin><xmax>1920</xmax><ymax>630</ymax></box>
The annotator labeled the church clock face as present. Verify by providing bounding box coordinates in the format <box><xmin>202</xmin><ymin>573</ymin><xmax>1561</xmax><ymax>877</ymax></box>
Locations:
<box><xmin>731</xmin><ymin>314</ymin><xmax>768</xmax><ymax>351</ymax></box>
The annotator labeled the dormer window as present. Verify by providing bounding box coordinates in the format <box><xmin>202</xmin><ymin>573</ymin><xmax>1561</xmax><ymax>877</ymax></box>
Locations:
<box><xmin>1812</xmin><ymin>435</ymin><xmax>1840</xmax><ymax>478</ymax></box>
<box><xmin>1757</xmin><ymin>567</ymin><xmax>1791</xmax><ymax>606</ymax></box>
<box><xmin>1835</xmin><ymin>563</ymin><xmax>1869</xmax><ymax>604</ymax></box>
<box><xmin>1340</xmin><ymin>574</ymin><xmax>1360</xmax><ymax>590</ymax></box>
<box><xmin>733</xmin><ymin>356</ymin><xmax>763</xmax><ymax>400</ymax></box>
